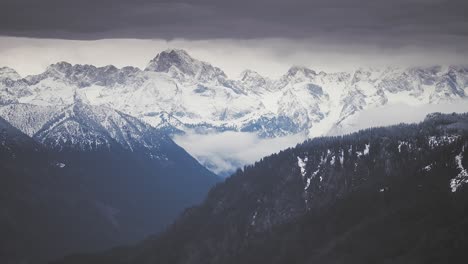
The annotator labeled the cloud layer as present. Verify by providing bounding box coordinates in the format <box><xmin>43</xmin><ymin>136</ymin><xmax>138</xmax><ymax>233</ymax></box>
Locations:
<box><xmin>175</xmin><ymin>101</ymin><xmax>468</xmax><ymax>177</ymax></box>
<box><xmin>1</xmin><ymin>0</ymin><xmax>468</xmax><ymax>49</ymax></box>
<box><xmin>330</xmin><ymin>100</ymin><xmax>468</xmax><ymax>135</ymax></box>
<box><xmin>174</xmin><ymin>131</ymin><xmax>305</xmax><ymax>176</ymax></box>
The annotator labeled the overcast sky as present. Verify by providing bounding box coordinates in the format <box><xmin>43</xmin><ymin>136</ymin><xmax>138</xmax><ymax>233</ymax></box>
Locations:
<box><xmin>1</xmin><ymin>0</ymin><xmax>467</xmax><ymax>77</ymax></box>
<box><xmin>2</xmin><ymin>0</ymin><xmax>468</xmax><ymax>41</ymax></box>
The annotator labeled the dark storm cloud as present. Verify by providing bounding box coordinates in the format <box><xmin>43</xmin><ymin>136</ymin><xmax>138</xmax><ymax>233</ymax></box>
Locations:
<box><xmin>1</xmin><ymin>0</ymin><xmax>468</xmax><ymax>45</ymax></box>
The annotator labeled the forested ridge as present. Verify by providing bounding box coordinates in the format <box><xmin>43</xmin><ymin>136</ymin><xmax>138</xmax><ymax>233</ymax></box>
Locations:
<box><xmin>57</xmin><ymin>112</ymin><xmax>468</xmax><ymax>264</ymax></box>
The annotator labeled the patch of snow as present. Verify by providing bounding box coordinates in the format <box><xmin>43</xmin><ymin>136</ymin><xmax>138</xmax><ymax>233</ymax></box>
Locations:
<box><xmin>423</xmin><ymin>164</ymin><xmax>432</xmax><ymax>172</ymax></box>
<box><xmin>250</xmin><ymin>211</ymin><xmax>258</xmax><ymax>226</ymax></box>
<box><xmin>55</xmin><ymin>162</ymin><xmax>66</xmax><ymax>168</ymax></box>
<box><xmin>304</xmin><ymin>177</ymin><xmax>311</xmax><ymax>191</ymax></box>
<box><xmin>429</xmin><ymin>135</ymin><xmax>460</xmax><ymax>148</ymax></box>
<box><xmin>379</xmin><ymin>187</ymin><xmax>388</xmax><ymax>192</ymax></box>
<box><xmin>363</xmin><ymin>143</ymin><xmax>370</xmax><ymax>155</ymax></box>
<box><xmin>398</xmin><ymin>141</ymin><xmax>408</xmax><ymax>153</ymax></box>
<box><xmin>304</xmin><ymin>165</ymin><xmax>321</xmax><ymax>191</ymax></box>
<box><xmin>450</xmin><ymin>147</ymin><xmax>468</xmax><ymax>192</ymax></box>
<box><xmin>357</xmin><ymin>144</ymin><xmax>370</xmax><ymax>157</ymax></box>
<box><xmin>297</xmin><ymin>156</ymin><xmax>308</xmax><ymax>177</ymax></box>
<box><xmin>311</xmin><ymin>167</ymin><xmax>320</xmax><ymax>178</ymax></box>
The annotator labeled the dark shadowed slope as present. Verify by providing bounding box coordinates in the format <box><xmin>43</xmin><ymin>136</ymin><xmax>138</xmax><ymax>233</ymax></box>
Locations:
<box><xmin>0</xmin><ymin>109</ymin><xmax>220</xmax><ymax>264</ymax></box>
<box><xmin>55</xmin><ymin>112</ymin><xmax>468</xmax><ymax>264</ymax></box>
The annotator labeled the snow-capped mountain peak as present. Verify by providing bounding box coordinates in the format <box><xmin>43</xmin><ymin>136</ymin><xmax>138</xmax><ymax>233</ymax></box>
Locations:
<box><xmin>145</xmin><ymin>49</ymin><xmax>227</xmax><ymax>84</ymax></box>
<box><xmin>41</xmin><ymin>61</ymin><xmax>75</xmax><ymax>80</ymax></box>
<box><xmin>237</xmin><ymin>69</ymin><xmax>270</xmax><ymax>92</ymax></box>
<box><xmin>278</xmin><ymin>66</ymin><xmax>318</xmax><ymax>87</ymax></box>
<box><xmin>239</xmin><ymin>69</ymin><xmax>263</xmax><ymax>81</ymax></box>
<box><xmin>47</xmin><ymin>61</ymin><xmax>73</xmax><ymax>71</ymax></box>
<box><xmin>286</xmin><ymin>66</ymin><xmax>317</xmax><ymax>78</ymax></box>
<box><xmin>0</xmin><ymin>67</ymin><xmax>21</xmax><ymax>81</ymax></box>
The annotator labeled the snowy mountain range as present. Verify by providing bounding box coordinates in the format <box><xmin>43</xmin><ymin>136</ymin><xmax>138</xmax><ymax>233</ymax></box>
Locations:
<box><xmin>2</xmin><ymin>48</ymin><xmax>468</xmax><ymax>263</ymax></box>
<box><xmin>1</xmin><ymin>49</ymin><xmax>467</xmax><ymax>140</ymax></box>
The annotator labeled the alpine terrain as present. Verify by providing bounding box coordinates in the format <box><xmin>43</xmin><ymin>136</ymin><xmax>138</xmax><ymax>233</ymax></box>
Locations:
<box><xmin>1</xmin><ymin>50</ymin><xmax>467</xmax><ymax>174</ymax></box>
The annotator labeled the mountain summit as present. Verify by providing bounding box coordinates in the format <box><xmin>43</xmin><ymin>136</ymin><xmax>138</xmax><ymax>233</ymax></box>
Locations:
<box><xmin>145</xmin><ymin>49</ymin><xmax>227</xmax><ymax>83</ymax></box>
<box><xmin>0</xmin><ymin>66</ymin><xmax>21</xmax><ymax>81</ymax></box>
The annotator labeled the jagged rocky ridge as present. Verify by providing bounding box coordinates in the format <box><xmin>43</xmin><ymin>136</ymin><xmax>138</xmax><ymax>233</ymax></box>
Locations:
<box><xmin>1</xmin><ymin>50</ymin><xmax>467</xmax><ymax>138</ymax></box>
<box><xmin>55</xmin><ymin>112</ymin><xmax>468</xmax><ymax>264</ymax></box>
<box><xmin>0</xmin><ymin>95</ymin><xmax>220</xmax><ymax>264</ymax></box>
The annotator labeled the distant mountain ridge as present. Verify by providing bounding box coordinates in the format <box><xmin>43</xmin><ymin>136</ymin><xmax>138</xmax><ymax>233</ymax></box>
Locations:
<box><xmin>1</xmin><ymin>49</ymin><xmax>467</xmax><ymax>139</ymax></box>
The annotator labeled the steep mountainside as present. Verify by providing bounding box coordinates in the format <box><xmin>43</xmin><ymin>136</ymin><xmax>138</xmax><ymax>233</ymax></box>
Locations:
<box><xmin>0</xmin><ymin>100</ymin><xmax>220</xmax><ymax>264</ymax></box>
<box><xmin>0</xmin><ymin>116</ymin><xmax>121</xmax><ymax>263</ymax></box>
<box><xmin>1</xmin><ymin>50</ymin><xmax>467</xmax><ymax>138</ymax></box>
<box><xmin>55</xmin><ymin>112</ymin><xmax>468</xmax><ymax>264</ymax></box>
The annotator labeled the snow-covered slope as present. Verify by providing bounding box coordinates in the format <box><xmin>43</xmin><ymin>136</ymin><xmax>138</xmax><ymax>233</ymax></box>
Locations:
<box><xmin>30</xmin><ymin>92</ymin><xmax>172</xmax><ymax>157</ymax></box>
<box><xmin>0</xmin><ymin>91</ymin><xmax>175</xmax><ymax>159</ymax></box>
<box><xmin>1</xmin><ymin>50</ymin><xmax>467</xmax><ymax>139</ymax></box>
<box><xmin>0</xmin><ymin>103</ymin><xmax>65</xmax><ymax>136</ymax></box>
